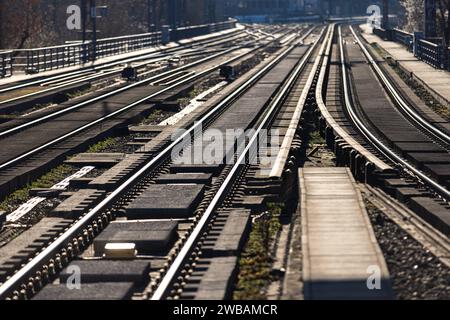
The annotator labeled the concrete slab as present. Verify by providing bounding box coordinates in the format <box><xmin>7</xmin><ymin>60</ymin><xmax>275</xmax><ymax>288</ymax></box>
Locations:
<box><xmin>155</xmin><ymin>173</ymin><xmax>212</xmax><ymax>185</ymax></box>
<box><xmin>33</xmin><ymin>282</ymin><xmax>135</xmax><ymax>300</ymax></box>
<box><xmin>50</xmin><ymin>189</ymin><xmax>106</xmax><ymax>218</ymax></box>
<box><xmin>170</xmin><ymin>164</ymin><xmax>222</xmax><ymax>174</ymax></box>
<box><xmin>93</xmin><ymin>220</ymin><xmax>178</xmax><ymax>256</ymax></box>
<box><xmin>65</xmin><ymin>153</ymin><xmax>125</xmax><ymax>167</ymax></box>
<box><xmin>59</xmin><ymin>260</ymin><xmax>150</xmax><ymax>285</ymax></box>
<box><xmin>189</xmin><ymin>257</ymin><xmax>238</xmax><ymax>300</ymax></box>
<box><xmin>128</xmin><ymin>125</ymin><xmax>165</xmax><ymax>134</ymax></box>
<box><xmin>396</xmin><ymin>188</ymin><xmax>429</xmax><ymax>202</ymax></box>
<box><xmin>299</xmin><ymin>167</ymin><xmax>393</xmax><ymax>300</ymax></box>
<box><xmin>409</xmin><ymin>197</ymin><xmax>450</xmax><ymax>236</ymax></box>
<box><xmin>126</xmin><ymin>184</ymin><xmax>205</xmax><ymax>219</ymax></box>
<box><xmin>203</xmin><ymin>210</ymin><xmax>251</xmax><ymax>257</ymax></box>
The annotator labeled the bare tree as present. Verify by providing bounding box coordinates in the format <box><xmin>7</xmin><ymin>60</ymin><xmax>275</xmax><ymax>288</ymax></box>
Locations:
<box><xmin>437</xmin><ymin>0</ymin><xmax>449</xmax><ymax>44</ymax></box>
<box><xmin>0</xmin><ymin>0</ymin><xmax>44</xmax><ymax>49</ymax></box>
<box><xmin>436</xmin><ymin>0</ymin><xmax>449</xmax><ymax>67</ymax></box>
<box><xmin>399</xmin><ymin>0</ymin><xmax>425</xmax><ymax>32</ymax></box>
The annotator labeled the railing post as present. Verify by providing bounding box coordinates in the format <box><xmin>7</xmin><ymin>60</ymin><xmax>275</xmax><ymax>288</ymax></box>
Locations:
<box><xmin>413</xmin><ymin>31</ymin><xmax>424</xmax><ymax>56</ymax></box>
<box><xmin>438</xmin><ymin>44</ymin><xmax>443</xmax><ymax>69</ymax></box>
<box><xmin>9</xmin><ymin>51</ymin><xmax>14</xmax><ymax>76</ymax></box>
<box><xmin>0</xmin><ymin>54</ymin><xmax>4</xmax><ymax>78</ymax></box>
<box><xmin>448</xmin><ymin>47</ymin><xmax>450</xmax><ymax>71</ymax></box>
<box><xmin>162</xmin><ymin>25</ymin><xmax>171</xmax><ymax>44</ymax></box>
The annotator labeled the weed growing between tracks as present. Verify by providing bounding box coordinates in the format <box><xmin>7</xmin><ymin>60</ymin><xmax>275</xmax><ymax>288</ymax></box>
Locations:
<box><xmin>371</xmin><ymin>43</ymin><xmax>450</xmax><ymax>121</ymax></box>
<box><xmin>308</xmin><ymin>131</ymin><xmax>326</xmax><ymax>146</ymax></box>
<box><xmin>142</xmin><ymin>109</ymin><xmax>170</xmax><ymax>125</ymax></box>
<box><xmin>0</xmin><ymin>137</ymin><xmax>130</xmax><ymax>213</ymax></box>
<box><xmin>0</xmin><ymin>165</ymin><xmax>74</xmax><ymax>212</ymax></box>
<box><xmin>233</xmin><ymin>203</ymin><xmax>283</xmax><ymax>300</ymax></box>
<box><xmin>87</xmin><ymin>137</ymin><xmax>121</xmax><ymax>153</ymax></box>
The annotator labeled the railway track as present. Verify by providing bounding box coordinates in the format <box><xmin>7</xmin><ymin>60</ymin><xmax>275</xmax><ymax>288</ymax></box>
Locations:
<box><xmin>0</xmin><ymin>24</ymin><xmax>297</xmax><ymax>105</ymax></box>
<box><xmin>341</xmin><ymin>25</ymin><xmax>450</xmax><ymax>198</ymax></box>
<box><xmin>0</xmin><ymin>25</ymin><xmax>321</xmax><ymax>300</ymax></box>
<box><xmin>0</xmin><ymin>27</ymin><xmax>300</xmax><ymax>199</ymax></box>
<box><xmin>0</xmin><ymin>27</ymin><xmax>252</xmax><ymax>99</ymax></box>
<box><xmin>313</xmin><ymin>23</ymin><xmax>449</xmax><ymax>235</ymax></box>
<box><xmin>0</xmin><ymin>22</ymin><xmax>447</xmax><ymax>302</ymax></box>
<box><xmin>0</xmin><ymin>28</ymin><xmax>265</xmax><ymax>121</ymax></box>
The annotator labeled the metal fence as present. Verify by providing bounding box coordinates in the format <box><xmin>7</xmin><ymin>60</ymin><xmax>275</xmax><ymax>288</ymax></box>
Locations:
<box><xmin>0</xmin><ymin>51</ymin><xmax>14</xmax><ymax>78</ymax></box>
<box><xmin>392</xmin><ymin>28</ymin><xmax>414</xmax><ymax>51</ymax></box>
<box><xmin>170</xmin><ymin>20</ymin><xmax>236</xmax><ymax>42</ymax></box>
<box><xmin>373</xmin><ymin>27</ymin><xmax>390</xmax><ymax>41</ymax></box>
<box><xmin>14</xmin><ymin>43</ymin><xmax>86</xmax><ymax>74</ymax></box>
<box><xmin>448</xmin><ymin>47</ymin><xmax>450</xmax><ymax>71</ymax></box>
<box><xmin>13</xmin><ymin>31</ymin><xmax>162</xmax><ymax>74</ymax></box>
<box><xmin>4</xmin><ymin>19</ymin><xmax>237</xmax><ymax>76</ymax></box>
<box><xmin>95</xmin><ymin>32</ymin><xmax>162</xmax><ymax>59</ymax></box>
<box><xmin>415</xmin><ymin>39</ymin><xmax>443</xmax><ymax>69</ymax></box>
<box><xmin>373</xmin><ymin>27</ymin><xmax>450</xmax><ymax>70</ymax></box>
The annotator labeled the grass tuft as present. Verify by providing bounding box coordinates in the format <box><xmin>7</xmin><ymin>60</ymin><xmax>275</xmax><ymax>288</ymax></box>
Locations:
<box><xmin>86</xmin><ymin>137</ymin><xmax>120</xmax><ymax>153</ymax></box>
<box><xmin>233</xmin><ymin>203</ymin><xmax>283</xmax><ymax>300</ymax></box>
<box><xmin>0</xmin><ymin>165</ymin><xmax>73</xmax><ymax>212</ymax></box>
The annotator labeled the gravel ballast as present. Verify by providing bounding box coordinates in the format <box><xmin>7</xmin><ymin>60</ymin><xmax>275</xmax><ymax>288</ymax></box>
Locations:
<box><xmin>366</xmin><ymin>201</ymin><xmax>450</xmax><ymax>300</ymax></box>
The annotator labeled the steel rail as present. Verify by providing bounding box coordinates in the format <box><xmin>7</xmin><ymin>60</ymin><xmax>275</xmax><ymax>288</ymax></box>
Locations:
<box><xmin>0</xmin><ymin>68</ymin><xmax>123</xmax><ymax>106</ymax></box>
<box><xmin>0</xmin><ymin>28</ymin><xmax>248</xmax><ymax>95</ymax></box>
<box><xmin>350</xmin><ymin>26</ymin><xmax>450</xmax><ymax>146</ymax></box>
<box><xmin>0</xmin><ymin>42</ymin><xmax>242</xmax><ymax>105</ymax></box>
<box><xmin>0</xmin><ymin>30</ymin><xmax>305</xmax><ymax>170</ymax></box>
<box><xmin>151</xmin><ymin>28</ymin><xmax>320</xmax><ymax>300</ymax></box>
<box><xmin>0</xmin><ymin>28</ymin><xmax>289</xmax><ymax>138</ymax></box>
<box><xmin>0</xmin><ymin>48</ymin><xmax>238</xmax><ymax>139</ymax></box>
<box><xmin>0</xmin><ymin>28</ymin><xmax>314</xmax><ymax>299</ymax></box>
<box><xmin>0</xmin><ymin>28</ymin><xmax>304</xmax><ymax>170</ymax></box>
<box><xmin>0</xmin><ymin>48</ymin><xmax>257</xmax><ymax>171</ymax></box>
<box><xmin>339</xmin><ymin>26</ymin><xmax>450</xmax><ymax>200</ymax></box>
<box><xmin>270</xmin><ymin>26</ymin><xmax>332</xmax><ymax>177</ymax></box>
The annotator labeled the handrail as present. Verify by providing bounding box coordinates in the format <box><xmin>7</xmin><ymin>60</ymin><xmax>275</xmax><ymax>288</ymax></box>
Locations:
<box><xmin>392</xmin><ymin>28</ymin><xmax>413</xmax><ymax>37</ymax></box>
<box><xmin>419</xmin><ymin>38</ymin><xmax>439</xmax><ymax>48</ymax></box>
<box><xmin>347</xmin><ymin>26</ymin><xmax>450</xmax><ymax>199</ymax></box>
<box><xmin>0</xmin><ymin>51</ymin><xmax>14</xmax><ymax>78</ymax></box>
<box><xmin>4</xmin><ymin>20</ymin><xmax>237</xmax><ymax>75</ymax></box>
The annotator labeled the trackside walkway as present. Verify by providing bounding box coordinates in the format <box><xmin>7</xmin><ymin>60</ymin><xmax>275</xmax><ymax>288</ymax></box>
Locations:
<box><xmin>300</xmin><ymin>168</ymin><xmax>394</xmax><ymax>299</ymax></box>
<box><xmin>360</xmin><ymin>24</ymin><xmax>450</xmax><ymax>109</ymax></box>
